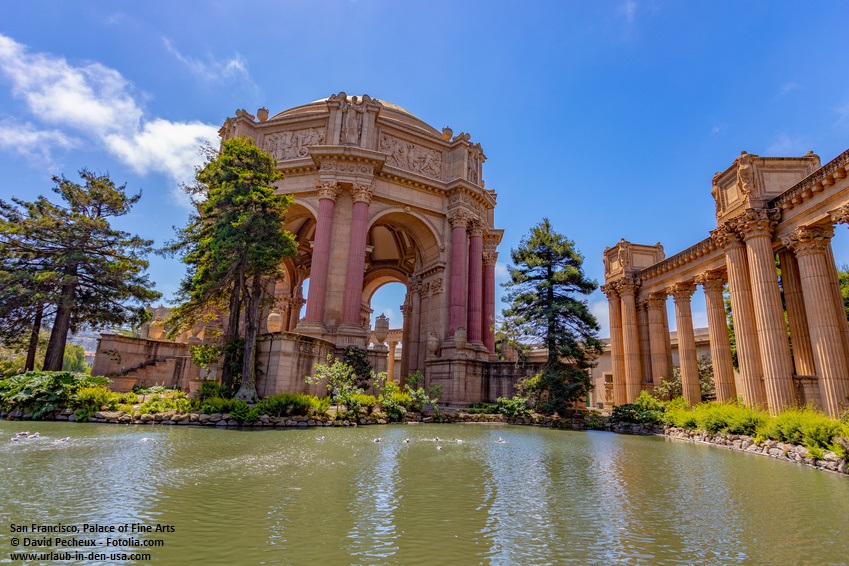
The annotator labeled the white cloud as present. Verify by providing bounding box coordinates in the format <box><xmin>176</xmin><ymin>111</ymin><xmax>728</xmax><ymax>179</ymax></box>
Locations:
<box><xmin>0</xmin><ymin>118</ymin><xmax>78</xmax><ymax>163</ymax></box>
<box><xmin>711</xmin><ymin>123</ymin><xmax>727</xmax><ymax>135</ymax></box>
<box><xmin>590</xmin><ymin>298</ymin><xmax>610</xmax><ymax>339</ymax></box>
<box><xmin>162</xmin><ymin>38</ymin><xmax>252</xmax><ymax>83</ymax></box>
<box><xmin>619</xmin><ymin>0</ymin><xmax>638</xmax><ymax>24</ymax></box>
<box><xmin>767</xmin><ymin>134</ymin><xmax>808</xmax><ymax>155</ymax></box>
<box><xmin>495</xmin><ymin>261</ymin><xmax>510</xmax><ymax>281</ymax></box>
<box><xmin>778</xmin><ymin>82</ymin><xmax>798</xmax><ymax>96</ymax></box>
<box><xmin>0</xmin><ymin>33</ymin><xmax>220</xmax><ymax>206</ymax></box>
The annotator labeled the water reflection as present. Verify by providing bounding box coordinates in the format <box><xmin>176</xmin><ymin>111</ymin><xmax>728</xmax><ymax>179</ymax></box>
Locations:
<box><xmin>1</xmin><ymin>421</ymin><xmax>848</xmax><ymax>565</ymax></box>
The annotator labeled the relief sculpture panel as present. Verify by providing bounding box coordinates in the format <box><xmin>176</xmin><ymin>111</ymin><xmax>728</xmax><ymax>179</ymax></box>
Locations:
<box><xmin>379</xmin><ymin>134</ymin><xmax>442</xmax><ymax>180</ymax></box>
<box><xmin>264</xmin><ymin>128</ymin><xmax>326</xmax><ymax>161</ymax></box>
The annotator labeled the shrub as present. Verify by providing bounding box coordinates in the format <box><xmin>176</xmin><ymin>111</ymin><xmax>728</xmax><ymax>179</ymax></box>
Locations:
<box><xmin>257</xmin><ymin>393</ymin><xmax>316</xmax><ymax>417</ymax></box>
<box><xmin>73</xmin><ymin>386</ymin><xmax>116</xmax><ymax>413</ymax></box>
<box><xmin>201</xmin><ymin>397</ymin><xmax>234</xmax><ymax>414</ymax></box>
<box><xmin>197</xmin><ymin>380</ymin><xmax>226</xmax><ymax>401</ymax></box>
<box><xmin>466</xmin><ymin>402</ymin><xmax>497</xmax><ymax>415</ymax></box>
<box><xmin>121</xmin><ymin>392</ymin><xmax>140</xmax><ymax>404</ymax></box>
<box><xmin>229</xmin><ymin>400</ymin><xmax>259</xmax><ymax>422</ymax></box>
<box><xmin>496</xmin><ymin>396</ymin><xmax>531</xmax><ymax>418</ymax></box>
<box><xmin>378</xmin><ymin>381</ymin><xmax>413</xmax><ymax>420</ymax></box>
<box><xmin>611</xmin><ymin>403</ymin><xmax>663</xmax><ymax>425</ymax></box>
<box><xmin>635</xmin><ymin>390</ymin><xmax>665</xmax><ymax>413</ymax></box>
<box><xmin>349</xmin><ymin>393</ymin><xmax>377</xmax><ymax>414</ymax></box>
<box><xmin>0</xmin><ymin>371</ymin><xmax>109</xmax><ymax>419</ymax></box>
<box><xmin>133</xmin><ymin>385</ymin><xmax>176</xmax><ymax>395</ymax></box>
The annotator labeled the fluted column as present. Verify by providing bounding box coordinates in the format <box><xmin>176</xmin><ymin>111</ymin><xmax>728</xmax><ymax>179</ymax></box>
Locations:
<box><xmin>602</xmin><ymin>283</ymin><xmax>627</xmax><ymax>405</ymax></box>
<box><xmin>399</xmin><ymin>301</ymin><xmax>411</xmax><ymax>382</ymax></box>
<box><xmin>619</xmin><ymin>279</ymin><xmax>643</xmax><ymax>403</ymax></box>
<box><xmin>778</xmin><ymin>249</ymin><xmax>816</xmax><ymax>376</ymax></box>
<box><xmin>784</xmin><ymin>225</ymin><xmax>849</xmax><ymax>417</ymax></box>
<box><xmin>341</xmin><ymin>183</ymin><xmax>374</xmax><ymax>326</ymax></box>
<box><xmin>408</xmin><ymin>277</ymin><xmax>422</xmax><ymax>373</ymax></box>
<box><xmin>824</xmin><ymin>245</ymin><xmax>849</xmax><ymax>362</ymax></box>
<box><xmin>387</xmin><ymin>341</ymin><xmax>398</xmax><ymax>382</ymax></box>
<box><xmin>646</xmin><ymin>292</ymin><xmax>671</xmax><ymax>384</ymax></box>
<box><xmin>737</xmin><ymin>209</ymin><xmax>795</xmax><ymax>413</ymax></box>
<box><xmin>482</xmin><ymin>252</ymin><xmax>498</xmax><ymax>352</ymax></box>
<box><xmin>696</xmin><ymin>271</ymin><xmax>736</xmax><ymax>402</ymax></box>
<box><xmin>670</xmin><ymin>282</ymin><xmax>701</xmax><ymax>405</ymax></box>
<box><xmin>448</xmin><ymin>211</ymin><xmax>469</xmax><ymax>337</ymax></box>
<box><xmin>304</xmin><ymin>181</ymin><xmax>339</xmax><ymax>324</ymax></box>
<box><xmin>637</xmin><ymin>299</ymin><xmax>652</xmax><ymax>388</ymax></box>
<box><xmin>712</xmin><ymin>224</ymin><xmax>765</xmax><ymax>407</ymax></box>
<box><xmin>467</xmin><ymin>223</ymin><xmax>484</xmax><ymax>343</ymax></box>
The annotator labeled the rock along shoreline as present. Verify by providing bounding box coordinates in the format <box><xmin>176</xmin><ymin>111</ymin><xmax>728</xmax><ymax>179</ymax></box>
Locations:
<box><xmin>2</xmin><ymin>409</ymin><xmax>846</xmax><ymax>476</ymax></box>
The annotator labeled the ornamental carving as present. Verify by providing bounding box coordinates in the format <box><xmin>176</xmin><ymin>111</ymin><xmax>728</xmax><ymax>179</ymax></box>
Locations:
<box><xmin>646</xmin><ymin>292</ymin><xmax>667</xmax><ymax>310</ymax></box>
<box><xmin>447</xmin><ymin>209</ymin><xmax>471</xmax><ymax>228</ymax></box>
<box><xmin>710</xmin><ymin>223</ymin><xmax>744</xmax><ymax>251</ymax></box>
<box><xmin>616</xmin><ymin>278</ymin><xmax>639</xmax><ymax>296</ymax></box>
<box><xmin>600</xmin><ymin>283</ymin><xmax>619</xmax><ymax>299</ymax></box>
<box><xmin>449</xmin><ymin>192</ymin><xmax>485</xmax><ymax>214</ymax></box>
<box><xmin>341</xmin><ymin>96</ymin><xmax>365</xmax><ymax>145</ymax></box>
<box><xmin>265</xmin><ymin>128</ymin><xmax>326</xmax><ymax>160</ymax></box>
<box><xmin>315</xmin><ymin>180</ymin><xmax>340</xmax><ymax>200</ymax></box>
<box><xmin>468</xmin><ymin>219</ymin><xmax>485</xmax><ymax>237</ymax></box>
<box><xmin>420</xmin><ymin>281</ymin><xmax>430</xmax><ymax>298</ymax></box>
<box><xmin>781</xmin><ymin>224</ymin><xmax>835</xmax><ymax>257</ymax></box>
<box><xmin>467</xmin><ymin>143</ymin><xmax>484</xmax><ymax>184</ymax></box>
<box><xmin>379</xmin><ymin>134</ymin><xmax>442</xmax><ymax>179</ymax></box>
<box><xmin>669</xmin><ymin>282</ymin><xmax>697</xmax><ymax>301</ymax></box>
<box><xmin>829</xmin><ymin>204</ymin><xmax>849</xmax><ymax>225</ymax></box>
<box><xmin>351</xmin><ymin>182</ymin><xmax>375</xmax><ymax>204</ymax></box>
<box><xmin>482</xmin><ymin>252</ymin><xmax>498</xmax><ymax>266</ymax></box>
<box><xmin>695</xmin><ymin>270</ymin><xmax>726</xmax><ymax>292</ymax></box>
<box><xmin>736</xmin><ymin>151</ymin><xmax>756</xmax><ymax>196</ymax></box>
<box><xmin>732</xmin><ymin>208</ymin><xmax>780</xmax><ymax>241</ymax></box>
<box><xmin>430</xmin><ymin>277</ymin><xmax>444</xmax><ymax>295</ymax></box>
<box><xmin>408</xmin><ymin>275</ymin><xmax>422</xmax><ymax>294</ymax></box>
<box><xmin>320</xmin><ymin>160</ymin><xmax>374</xmax><ymax>176</ymax></box>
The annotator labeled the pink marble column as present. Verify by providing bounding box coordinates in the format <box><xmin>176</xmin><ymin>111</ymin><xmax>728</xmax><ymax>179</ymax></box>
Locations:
<box><xmin>448</xmin><ymin>212</ymin><xmax>469</xmax><ymax>337</ymax></box>
<box><xmin>602</xmin><ymin>284</ymin><xmax>627</xmax><ymax>405</ymax></box>
<box><xmin>670</xmin><ymin>282</ymin><xmax>701</xmax><ymax>406</ymax></box>
<box><xmin>482</xmin><ymin>252</ymin><xmax>498</xmax><ymax>352</ymax></box>
<box><xmin>467</xmin><ymin>224</ymin><xmax>484</xmax><ymax>343</ymax></box>
<box><xmin>341</xmin><ymin>183</ymin><xmax>374</xmax><ymax>326</ymax></box>
<box><xmin>738</xmin><ymin>209</ymin><xmax>795</xmax><ymax>414</ymax></box>
<box><xmin>784</xmin><ymin>225</ymin><xmax>849</xmax><ymax>417</ymax></box>
<box><xmin>304</xmin><ymin>181</ymin><xmax>339</xmax><ymax>323</ymax></box>
<box><xmin>712</xmin><ymin>224</ymin><xmax>766</xmax><ymax>408</ymax></box>
<box><xmin>408</xmin><ymin>276</ymin><xmax>422</xmax><ymax>373</ymax></box>
<box><xmin>696</xmin><ymin>271</ymin><xmax>736</xmax><ymax>403</ymax></box>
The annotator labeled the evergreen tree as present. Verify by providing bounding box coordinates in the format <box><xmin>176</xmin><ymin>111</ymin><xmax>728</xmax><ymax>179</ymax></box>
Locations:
<box><xmin>0</xmin><ymin>170</ymin><xmax>160</xmax><ymax>370</ymax></box>
<box><xmin>502</xmin><ymin>219</ymin><xmax>602</xmax><ymax>412</ymax></box>
<box><xmin>166</xmin><ymin>137</ymin><xmax>297</xmax><ymax>401</ymax></box>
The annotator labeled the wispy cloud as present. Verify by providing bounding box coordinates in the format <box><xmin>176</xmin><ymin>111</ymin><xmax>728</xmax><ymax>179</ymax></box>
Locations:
<box><xmin>767</xmin><ymin>133</ymin><xmax>808</xmax><ymax>155</ymax></box>
<box><xmin>778</xmin><ymin>82</ymin><xmax>798</xmax><ymax>96</ymax></box>
<box><xmin>162</xmin><ymin>38</ymin><xmax>252</xmax><ymax>83</ymax></box>
<box><xmin>0</xmin><ymin>118</ymin><xmax>78</xmax><ymax>164</ymax></box>
<box><xmin>618</xmin><ymin>0</ymin><xmax>638</xmax><ymax>24</ymax></box>
<box><xmin>589</xmin><ymin>298</ymin><xmax>610</xmax><ymax>339</ymax></box>
<box><xmin>0</xmin><ymin>33</ymin><xmax>219</xmax><ymax>206</ymax></box>
<box><xmin>711</xmin><ymin>123</ymin><xmax>728</xmax><ymax>135</ymax></box>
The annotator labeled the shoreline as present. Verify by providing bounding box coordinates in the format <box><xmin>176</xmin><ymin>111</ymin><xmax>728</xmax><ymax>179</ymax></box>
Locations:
<box><xmin>2</xmin><ymin>408</ymin><xmax>846</xmax><ymax>477</ymax></box>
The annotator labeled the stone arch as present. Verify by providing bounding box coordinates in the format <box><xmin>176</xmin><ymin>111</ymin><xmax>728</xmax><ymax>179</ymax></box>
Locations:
<box><xmin>367</xmin><ymin>209</ymin><xmax>442</xmax><ymax>268</ymax></box>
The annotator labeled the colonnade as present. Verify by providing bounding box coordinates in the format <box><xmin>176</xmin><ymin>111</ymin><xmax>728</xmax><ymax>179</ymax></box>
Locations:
<box><xmin>604</xmin><ymin>208</ymin><xmax>849</xmax><ymax>417</ymax></box>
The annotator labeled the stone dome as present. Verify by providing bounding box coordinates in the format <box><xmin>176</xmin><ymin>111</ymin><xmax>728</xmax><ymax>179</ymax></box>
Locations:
<box><xmin>271</xmin><ymin>94</ymin><xmax>440</xmax><ymax>136</ymax></box>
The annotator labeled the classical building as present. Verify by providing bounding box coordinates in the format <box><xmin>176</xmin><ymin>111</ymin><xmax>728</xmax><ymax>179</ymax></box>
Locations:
<box><xmin>94</xmin><ymin>93</ymin><xmax>533</xmax><ymax>405</ymax></box>
<box><xmin>602</xmin><ymin>148</ymin><xmax>849</xmax><ymax>416</ymax></box>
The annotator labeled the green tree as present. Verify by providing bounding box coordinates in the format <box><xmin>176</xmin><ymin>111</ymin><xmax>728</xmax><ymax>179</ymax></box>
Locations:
<box><xmin>0</xmin><ymin>170</ymin><xmax>160</xmax><ymax>370</ymax></box>
<box><xmin>62</xmin><ymin>343</ymin><xmax>90</xmax><ymax>374</ymax></box>
<box><xmin>166</xmin><ymin>137</ymin><xmax>297</xmax><ymax>401</ymax></box>
<box><xmin>502</xmin><ymin>219</ymin><xmax>602</xmax><ymax>413</ymax></box>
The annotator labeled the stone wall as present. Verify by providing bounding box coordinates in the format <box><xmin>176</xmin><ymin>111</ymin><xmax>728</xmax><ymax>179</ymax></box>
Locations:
<box><xmin>91</xmin><ymin>334</ymin><xmax>197</xmax><ymax>389</ymax></box>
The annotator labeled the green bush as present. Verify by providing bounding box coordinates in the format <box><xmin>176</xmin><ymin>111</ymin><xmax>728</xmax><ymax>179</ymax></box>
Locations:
<box><xmin>760</xmin><ymin>408</ymin><xmax>844</xmax><ymax>450</ymax></box>
<box><xmin>229</xmin><ymin>400</ymin><xmax>259</xmax><ymax>422</ymax></box>
<box><xmin>378</xmin><ymin>381</ymin><xmax>413</xmax><ymax>420</ymax></box>
<box><xmin>611</xmin><ymin>403</ymin><xmax>663</xmax><ymax>425</ymax></box>
<box><xmin>256</xmin><ymin>393</ymin><xmax>320</xmax><ymax>417</ymax></box>
<box><xmin>496</xmin><ymin>396</ymin><xmax>531</xmax><ymax>418</ymax></box>
<box><xmin>635</xmin><ymin>390</ymin><xmax>665</xmax><ymax>413</ymax></box>
<box><xmin>73</xmin><ymin>385</ymin><xmax>117</xmax><ymax>413</ymax></box>
<box><xmin>197</xmin><ymin>380</ymin><xmax>226</xmax><ymax>401</ymax></box>
<box><xmin>466</xmin><ymin>402</ymin><xmax>497</xmax><ymax>414</ymax></box>
<box><xmin>0</xmin><ymin>371</ymin><xmax>109</xmax><ymax>419</ymax></box>
<box><xmin>348</xmin><ymin>393</ymin><xmax>377</xmax><ymax>414</ymax></box>
<box><xmin>133</xmin><ymin>385</ymin><xmax>176</xmax><ymax>395</ymax></box>
<box><xmin>201</xmin><ymin>397</ymin><xmax>234</xmax><ymax>414</ymax></box>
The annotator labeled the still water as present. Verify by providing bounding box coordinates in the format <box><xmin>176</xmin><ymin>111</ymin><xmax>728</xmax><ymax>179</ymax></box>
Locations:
<box><xmin>1</xmin><ymin>420</ymin><xmax>847</xmax><ymax>565</ymax></box>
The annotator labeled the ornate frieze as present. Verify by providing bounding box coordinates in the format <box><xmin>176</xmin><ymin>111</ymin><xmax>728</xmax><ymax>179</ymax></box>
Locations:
<box><xmin>319</xmin><ymin>160</ymin><xmax>375</xmax><ymax>177</ymax></box>
<box><xmin>379</xmin><ymin>134</ymin><xmax>442</xmax><ymax>180</ymax></box>
<box><xmin>265</xmin><ymin>128</ymin><xmax>326</xmax><ymax>161</ymax></box>
<box><xmin>430</xmin><ymin>277</ymin><xmax>444</xmax><ymax>295</ymax></box>
<box><xmin>448</xmin><ymin>192</ymin><xmax>486</xmax><ymax>214</ymax></box>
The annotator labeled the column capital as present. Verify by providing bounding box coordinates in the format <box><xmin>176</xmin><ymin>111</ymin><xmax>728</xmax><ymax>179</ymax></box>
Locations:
<box><xmin>315</xmin><ymin>180</ymin><xmax>341</xmax><ymax>201</ymax></box>
<box><xmin>468</xmin><ymin>220</ymin><xmax>485</xmax><ymax>238</ymax></box>
<box><xmin>482</xmin><ymin>251</ymin><xmax>499</xmax><ymax>266</ymax></box>
<box><xmin>408</xmin><ymin>275</ymin><xmax>423</xmax><ymax>293</ymax></box>
<box><xmin>600</xmin><ymin>283</ymin><xmax>620</xmax><ymax>299</ymax></box>
<box><xmin>733</xmin><ymin>208</ymin><xmax>780</xmax><ymax>241</ymax></box>
<box><xmin>350</xmin><ymin>182</ymin><xmax>374</xmax><ymax>204</ymax></box>
<box><xmin>781</xmin><ymin>224</ymin><xmax>835</xmax><ymax>257</ymax></box>
<box><xmin>711</xmin><ymin>223</ymin><xmax>744</xmax><ymax>251</ymax></box>
<box><xmin>616</xmin><ymin>278</ymin><xmax>639</xmax><ymax>297</ymax></box>
<box><xmin>669</xmin><ymin>281</ymin><xmax>696</xmax><ymax>302</ymax></box>
<box><xmin>400</xmin><ymin>303</ymin><xmax>412</xmax><ymax>316</ymax></box>
<box><xmin>448</xmin><ymin>209</ymin><xmax>471</xmax><ymax>228</ymax></box>
<box><xmin>695</xmin><ymin>270</ymin><xmax>726</xmax><ymax>292</ymax></box>
<box><xmin>646</xmin><ymin>292</ymin><xmax>667</xmax><ymax>310</ymax></box>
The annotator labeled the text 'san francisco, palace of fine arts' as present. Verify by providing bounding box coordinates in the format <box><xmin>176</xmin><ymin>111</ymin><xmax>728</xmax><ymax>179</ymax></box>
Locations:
<box><xmin>93</xmin><ymin>92</ymin><xmax>849</xmax><ymax>416</ymax></box>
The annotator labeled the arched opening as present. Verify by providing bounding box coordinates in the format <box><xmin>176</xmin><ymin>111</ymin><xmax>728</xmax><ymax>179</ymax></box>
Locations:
<box><xmin>368</xmin><ymin>281</ymin><xmax>406</xmax><ymax>382</ymax></box>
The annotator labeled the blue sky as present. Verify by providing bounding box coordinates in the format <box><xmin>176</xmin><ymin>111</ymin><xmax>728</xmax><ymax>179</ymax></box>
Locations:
<box><xmin>1</xmin><ymin>1</ymin><xmax>848</xmax><ymax>337</ymax></box>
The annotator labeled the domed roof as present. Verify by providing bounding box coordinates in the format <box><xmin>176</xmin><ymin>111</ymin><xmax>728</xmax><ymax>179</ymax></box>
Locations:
<box><xmin>271</xmin><ymin>95</ymin><xmax>439</xmax><ymax>136</ymax></box>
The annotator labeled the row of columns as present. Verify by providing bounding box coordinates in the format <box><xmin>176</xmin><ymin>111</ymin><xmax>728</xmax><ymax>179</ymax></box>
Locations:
<box><xmin>447</xmin><ymin>210</ymin><xmax>497</xmax><ymax>351</ymax></box>
<box><xmin>605</xmin><ymin>207</ymin><xmax>849</xmax><ymax>417</ymax></box>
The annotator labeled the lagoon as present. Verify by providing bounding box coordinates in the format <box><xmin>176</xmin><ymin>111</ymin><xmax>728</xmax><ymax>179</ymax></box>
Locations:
<box><xmin>1</xmin><ymin>421</ymin><xmax>847</xmax><ymax>565</ymax></box>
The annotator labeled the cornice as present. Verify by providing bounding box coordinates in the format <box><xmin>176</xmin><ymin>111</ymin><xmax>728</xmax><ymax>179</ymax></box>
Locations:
<box><xmin>771</xmin><ymin>147</ymin><xmax>849</xmax><ymax>211</ymax></box>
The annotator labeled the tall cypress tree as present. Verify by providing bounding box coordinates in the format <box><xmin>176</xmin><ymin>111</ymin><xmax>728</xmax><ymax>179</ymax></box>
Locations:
<box><xmin>502</xmin><ymin>218</ymin><xmax>602</xmax><ymax>412</ymax></box>
<box><xmin>0</xmin><ymin>170</ymin><xmax>161</xmax><ymax>370</ymax></box>
<box><xmin>166</xmin><ymin>137</ymin><xmax>297</xmax><ymax>401</ymax></box>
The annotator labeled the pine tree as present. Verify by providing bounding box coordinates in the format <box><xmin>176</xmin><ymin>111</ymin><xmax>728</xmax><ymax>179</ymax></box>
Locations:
<box><xmin>0</xmin><ymin>170</ymin><xmax>160</xmax><ymax>370</ymax></box>
<box><xmin>502</xmin><ymin>219</ymin><xmax>602</xmax><ymax>412</ymax></box>
<box><xmin>166</xmin><ymin>137</ymin><xmax>297</xmax><ymax>401</ymax></box>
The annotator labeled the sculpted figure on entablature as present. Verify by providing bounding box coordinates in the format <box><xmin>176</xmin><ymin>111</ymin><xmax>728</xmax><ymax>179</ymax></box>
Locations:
<box><xmin>342</xmin><ymin>96</ymin><xmax>364</xmax><ymax>145</ymax></box>
<box><xmin>265</xmin><ymin>128</ymin><xmax>326</xmax><ymax>161</ymax></box>
<box><xmin>736</xmin><ymin>151</ymin><xmax>755</xmax><ymax>196</ymax></box>
<box><xmin>380</xmin><ymin>134</ymin><xmax>442</xmax><ymax>180</ymax></box>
